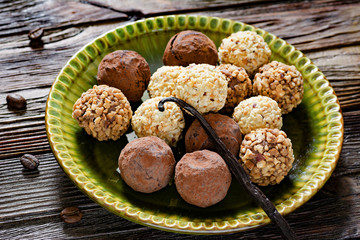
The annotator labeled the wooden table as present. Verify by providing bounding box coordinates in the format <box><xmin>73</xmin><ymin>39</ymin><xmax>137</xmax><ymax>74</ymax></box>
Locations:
<box><xmin>1</xmin><ymin>0</ymin><xmax>359</xmax><ymax>239</ymax></box>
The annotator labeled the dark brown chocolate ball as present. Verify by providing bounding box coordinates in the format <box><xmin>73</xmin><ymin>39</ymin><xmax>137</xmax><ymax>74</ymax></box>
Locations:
<box><xmin>185</xmin><ymin>113</ymin><xmax>242</xmax><ymax>156</ymax></box>
<box><xmin>175</xmin><ymin>150</ymin><xmax>231</xmax><ymax>208</ymax></box>
<box><xmin>97</xmin><ymin>50</ymin><xmax>150</xmax><ymax>102</ymax></box>
<box><xmin>118</xmin><ymin>136</ymin><xmax>175</xmax><ymax>193</ymax></box>
<box><xmin>163</xmin><ymin>30</ymin><xmax>218</xmax><ymax>67</ymax></box>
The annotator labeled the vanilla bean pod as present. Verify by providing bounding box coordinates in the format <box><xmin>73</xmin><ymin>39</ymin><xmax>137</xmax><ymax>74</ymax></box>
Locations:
<box><xmin>158</xmin><ymin>97</ymin><xmax>297</xmax><ymax>240</ymax></box>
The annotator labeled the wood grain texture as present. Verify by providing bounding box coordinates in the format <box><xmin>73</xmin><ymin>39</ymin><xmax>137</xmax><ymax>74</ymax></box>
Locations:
<box><xmin>0</xmin><ymin>0</ymin><xmax>359</xmax><ymax>239</ymax></box>
<box><xmin>0</xmin><ymin>153</ymin><xmax>358</xmax><ymax>239</ymax></box>
<box><xmin>0</xmin><ymin>0</ymin><xmax>127</xmax><ymax>37</ymax></box>
<box><xmin>85</xmin><ymin>0</ymin><xmax>277</xmax><ymax>16</ymax></box>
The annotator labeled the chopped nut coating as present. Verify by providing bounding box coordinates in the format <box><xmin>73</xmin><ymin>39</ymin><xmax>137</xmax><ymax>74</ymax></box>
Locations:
<box><xmin>72</xmin><ymin>85</ymin><xmax>132</xmax><ymax>141</ymax></box>
<box><xmin>240</xmin><ymin>128</ymin><xmax>294</xmax><ymax>186</ymax></box>
<box><xmin>253</xmin><ymin>61</ymin><xmax>304</xmax><ymax>114</ymax></box>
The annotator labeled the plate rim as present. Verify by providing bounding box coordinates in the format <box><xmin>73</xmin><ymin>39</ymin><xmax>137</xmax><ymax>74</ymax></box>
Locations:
<box><xmin>45</xmin><ymin>14</ymin><xmax>344</xmax><ymax>234</ymax></box>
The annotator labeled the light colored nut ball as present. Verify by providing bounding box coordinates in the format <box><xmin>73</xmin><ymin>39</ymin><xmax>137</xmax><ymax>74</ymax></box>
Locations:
<box><xmin>232</xmin><ymin>96</ymin><xmax>282</xmax><ymax>135</ymax></box>
<box><xmin>72</xmin><ymin>85</ymin><xmax>132</xmax><ymax>141</ymax></box>
<box><xmin>240</xmin><ymin>128</ymin><xmax>294</xmax><ymax>186</ymax></box>
<box><xmin>218</xmin><ymin>31</ymin><xmax>271</xmax><ymax>76</ymax></box>
<box><xmin>253</xmin><ymin>61</ymin><xmax>304</xmax><ymax>114</ymax></box>
<box><xmin>147</xmin><ymin>66</ymin><xmax>184</xmax><ymax>98</ymax></box>
<box><xmin>131</xmin><ymin>97</ymin><xmax>185</xmax><ymax>147</ymax></box>
<box><xmin>175</xmin><ymin>150</ymin><xmax>232</xmax><ymax>208</ymax></box>
<box><xmin>175</xmin><ymin>64</ymin><xmax>228</xmax><ymax>114</ymax></box>
<box><xmin>216</xmin><ymin>64</ymin><xmax>252</xmax><ymax>113</ymax></box>
<box><xmin>119</xmin><ymin>136</ymin><xmax>176</xmax><ymax>193</ymax></box>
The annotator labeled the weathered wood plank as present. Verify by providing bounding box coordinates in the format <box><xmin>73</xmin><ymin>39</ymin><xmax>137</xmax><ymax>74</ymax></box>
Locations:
<box><xmin>0</xmin><ymin>153</ymin><xmax>358</xmax><ymax>239</ymax></box>
<box><xmin>0</xmin><ymin>0</ymin><xmax>127</xmax><ymax>37</ymax></box>
<box><xmin>86</xmin><ymin>0</ymin><xmax>276</xmax><ymax>16</ymax></box>
<box><xmin>1</xmin><ymin>1</ymin><xmax>359</xmax><ymax>105</ymax></box>
<box><xmin>85</xmin><ymin>0</ymin><xmax>358</xmax><ymax>18</ymax></box>
<box><xmin>0</xmin><ymin>23</ymin><xmax>125</xmax><ymax>94</ymax></box>
<box><xmin>196</xmin><ymin>0</ymin><xmax>360</xmax><ymax>52</ymax></box>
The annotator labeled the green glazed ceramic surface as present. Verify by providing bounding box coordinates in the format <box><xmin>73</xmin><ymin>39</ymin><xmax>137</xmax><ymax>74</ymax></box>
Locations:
<box><xmin>45</xmin><ymin>15</ymin><xmax>344</xmax><ymax>234</ymax></box>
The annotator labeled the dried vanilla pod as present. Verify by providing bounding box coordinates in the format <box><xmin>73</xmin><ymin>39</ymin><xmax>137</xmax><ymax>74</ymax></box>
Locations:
<box><xmin>158</xmin><ymin>97</ymin><xmax>297</xmax><ymax>239</ymax></box>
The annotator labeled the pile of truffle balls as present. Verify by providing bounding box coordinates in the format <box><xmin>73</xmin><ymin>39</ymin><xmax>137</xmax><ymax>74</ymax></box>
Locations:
<box><xmin>72</xmin><ymin>29</ymin><xmax>304</xmax><ymax>208</ymax></box>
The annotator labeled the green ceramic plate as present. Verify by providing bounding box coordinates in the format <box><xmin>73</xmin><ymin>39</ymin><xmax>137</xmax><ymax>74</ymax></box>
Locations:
<box><xmin>45</xmin><ymin>15</ymin><xmax>344</xmax><ymax>234</ymax></box>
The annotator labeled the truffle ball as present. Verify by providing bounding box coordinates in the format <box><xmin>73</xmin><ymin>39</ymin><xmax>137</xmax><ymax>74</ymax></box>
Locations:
<box><xmin>216</xmin><ymin>64</ymin><xmax>252</xmax><ymax>113</ymax></box>
<box><xmin>175</xmin><ymin>150</ymin><xmax>231</xmax><ymax>208</ymax></box>
<box><xmin>147</xmin><ymin>66</ymin><xmax>184</xmax><ymax>98</ymax></box>
<box><xmin>218</xmin><ymin>31</ymin><xmax>271</xmax><ymax>76</ymax></box>
<box><xmin>175</xmin><ymin>64</ymin><xmax>228</xmax><ymax>114</ymax></box>
<box><xmin>72</xmin><ymin>85</ymin><xmax>132</xmax><ymax>141</ymax></box>
<box><xmin>131</xmin><ymin>97</ymin><xmax>185</xmax><ymax>147</ymax></box>
<box><xmin>163</xmin><ymin>30</ymin><xmax>218</xmax><ymax>67</ymax></box>
<box><xmin>232</xmin><ymin>96</ymin><xmax>282</xmax><ymax>135</ymax></box>
<box><xmin>119</xmin><ymin>136</ymin><xmax>176</xmax><ymax>193</ymax></box>
<box><xmin>253</xmin><ymin>61</ymin><xmax>304</xmax><ymax>114</ymax></box>
<box><xmin>240</xmin><ymin>128</ymin><xmax>294</xmax><ymax>186</ymax></box>
<box><xmin>185</xmin><ymin>113</ymin><xmax>242</xmax><ymax>156</ymax></box>
<box><xmin>97</xmin><ymin>50</ymin><xmax>151</xmax><ymax>102</ymax></box>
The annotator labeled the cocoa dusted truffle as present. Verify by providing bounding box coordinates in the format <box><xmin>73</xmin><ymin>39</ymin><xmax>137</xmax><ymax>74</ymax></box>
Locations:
<box><xmin>163</xmin><ymin>30</ymin><xmax>218</xmax><ymax>67</ymax></box>
<box><xmin>240</xmin><ymin>128</ymin><xmax>294</xmax><ymax>186</ymax></box>
<box><xmin>253</xmin><ymin>61</ymin><xmax>304</xmax><ymax>114</ymax></box>
<box><xmin>175</xmin><ymin>150</ymin><xmax>231</xmax><ymax>208</ymax></box>
<box><xmin>97</xmin><ymin>50</ymin><xmax>151</xmax><ymax>102</ymax></box>
<box><xmin>185</xmin><ymin>113</ymin><xmax>242</xmax><ymax>156</ymax></box>
<box><xmin>72</xmin><ymin>85</ymin><xmax>132</xmax><ymax>141</ymax></box>
<box><xmin>216</xmin><ymin>64</ymin><xmax>252</xmax><ymax>112</ymax></box>
<box><xmin>118</xmin><ymin>136</ymin><xmax>176</xmax><ymax>193</ymax></box>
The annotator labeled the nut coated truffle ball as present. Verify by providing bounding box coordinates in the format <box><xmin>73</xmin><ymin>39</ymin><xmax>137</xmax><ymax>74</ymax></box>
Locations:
<box><xmin>216</xmin><ymin>64</ymin><xmax>252</xmax><ymax>113</ymax></box>
<box><xmin>185</xmin><ymin>113</ymin><xmax>242</xmax><ymax>156</ymax></box>
<box><xmin>218</xmin><ymin>31</ymin><xmax>271</xmax><ymax>76</ymax></box>
<box><xmin>147</xmin><ymin>66</ymin><xmax>184</xmax><ymax>98</ymax></box>
<box><xmin>163</xmin><ymin>30</ymin><xmax>218</xmax><ymax>67</ymax></box>
<box><xmin>175</xmin><ymin>64</ymin><xmax>228</xmax><ymax>114</ymax></box>
<box><xmin>97</xmin><ymin>50</ymin><xmax>151</xmax><ymax>102</ymax></box>
<box><xmin>240</xmin><ymin>128</ymin><xmax>294</xmax><ymax>186</ymax></box>
<box><xmin>175</xmin><ymin>150</ymin><xmax>231</xmax><ymax>208</ymax></box>
<box><xmin>232</xmin><ymin>96</ymin><xmax>282</xmax><ymax>135</ymax></box>
<box><xmin>253</xmin><ymin>61</ymin><xmax>304</xmax><ymax>114</ymax></box>
<box><xmin>131</xmin><ymin>97</ymin><xmax>185</xmax><ymax>147</ymax></box>
<box><xmin>119</xmin><ymin>136</ymin><xmax>176</xmax><ymax>193</ymax></box>
<box><xmin>72</xmin><ymin>85</ymin><xmax>132</xmax><ymax>141</ymax></box>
